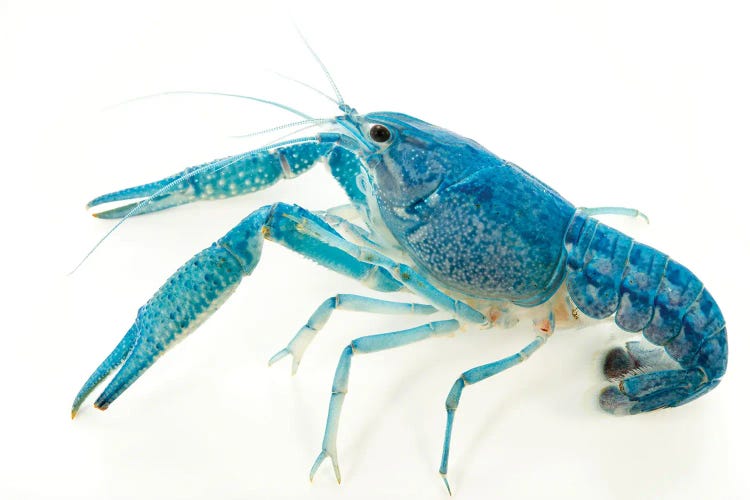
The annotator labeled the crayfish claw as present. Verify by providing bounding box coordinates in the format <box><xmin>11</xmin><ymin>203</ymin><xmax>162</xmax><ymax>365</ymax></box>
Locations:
<box><xmin>71</xmin><ymin>324</ymin><xmax>139</xmax><ymax>418</ymax></box>
<box><xmin>89</xmin><ymin>192</ymin><xmax>195</xmax><ymax>219</ymax></box>
<box><xmin>90</xmin><ymin>202</ymin><xmax>138</xmax><ymax>219</ymax></box>
<box><xmin>86</xmin><ymin>168</ymin><xmax>200</xmax><ymax>219</ymax></box>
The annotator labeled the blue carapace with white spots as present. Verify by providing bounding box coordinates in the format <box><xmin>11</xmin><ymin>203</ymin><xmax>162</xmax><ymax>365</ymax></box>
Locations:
<box><xmin>72</xmin><ymin>61</ymin><xmax>727</xmax><ymax>494</ymax></box>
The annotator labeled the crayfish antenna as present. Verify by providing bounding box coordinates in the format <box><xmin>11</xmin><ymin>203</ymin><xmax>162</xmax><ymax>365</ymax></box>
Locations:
<box><xmin>104</xmin><ymin>90</ymin><xmax>314</xmax><ymax>119</ymax></box>
<box><xmin>272</xmin><ymin>71</ymin><xmax>339</xmax><ymax>106</ymax></box>
<box><xmin>294</xmin><ymin>25</ymin><xmax>346</xmax><ymax>107</ymax></box>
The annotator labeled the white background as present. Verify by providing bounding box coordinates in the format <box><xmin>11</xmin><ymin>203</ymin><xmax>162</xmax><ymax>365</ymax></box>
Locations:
<box><xmin>3</xmin><ymin>1</ymin><xmax>749</xmax><ymax>498</ymax></box>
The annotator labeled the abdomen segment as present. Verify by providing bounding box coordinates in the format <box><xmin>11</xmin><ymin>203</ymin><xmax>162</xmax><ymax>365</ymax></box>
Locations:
<box><xmin>564</xmin><ymin>213</ymin><xmax>727</xmax><ymax>413</ymax></box>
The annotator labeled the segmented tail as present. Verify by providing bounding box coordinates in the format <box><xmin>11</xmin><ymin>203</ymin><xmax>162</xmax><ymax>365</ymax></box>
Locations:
<box><xmin>564</xmin><ymin>213</ymin><xmax>727</xmax><ymax>393</ymax></box>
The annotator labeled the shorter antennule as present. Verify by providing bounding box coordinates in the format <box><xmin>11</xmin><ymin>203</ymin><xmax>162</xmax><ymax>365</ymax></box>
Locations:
<box><xmin>273</xmin><ymin>72</ymin><xmax>339</xmax><ymax>105</ymax></box>
<box><xmin>295</xmin><ymin>26</ymin><xmax>346</xmax><ymax>106</ymax></box>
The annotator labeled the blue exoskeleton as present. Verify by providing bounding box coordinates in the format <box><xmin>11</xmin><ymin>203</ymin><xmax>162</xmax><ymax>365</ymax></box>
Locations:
<box><xmin>72</xmin><ymin>88</ymin><xmax>727</xmax><ymax>494</ymax></box>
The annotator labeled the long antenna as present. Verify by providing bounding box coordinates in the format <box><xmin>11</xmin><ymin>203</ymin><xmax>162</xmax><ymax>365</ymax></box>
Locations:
<box><xmin>105</xmin><ymin>90</ymin><xmax>314</xmax><ymax>119</ymax></box>
<box><xmin>272</xmin><ymin>71</ymin><xmax>339</xmax><ymax>105</ymax></box>
<box><xmin>228</xmin><ymin>117</ymin><xmax>331</xmax><ymax>139</ymax></box>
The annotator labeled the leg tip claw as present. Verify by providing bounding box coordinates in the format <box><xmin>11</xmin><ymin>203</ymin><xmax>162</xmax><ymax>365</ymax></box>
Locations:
<box><xmin>268</xmin><ymin>348</ymin><xmax>290</xmax><ymax>367</ymax></box>
<box><xmin>268</xmin><ymin>348</ymin><xmax>301</xmax><ymax>375</ymax></box>
<box><xmin>309</xmin><ymin>449</ymin><xmax>341</xmax><ymax>484</ymax></box>
<box><xmin>440</xmin><ymin>473</ymin><xmax>452</xmax><ymax>496</ymax></box>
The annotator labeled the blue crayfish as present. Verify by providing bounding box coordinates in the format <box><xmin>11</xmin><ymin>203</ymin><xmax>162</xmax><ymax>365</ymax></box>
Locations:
<box><xmin>71</xmin><ymin>52</ymin><xmax>727</xmax><ymax>494</ymax></box>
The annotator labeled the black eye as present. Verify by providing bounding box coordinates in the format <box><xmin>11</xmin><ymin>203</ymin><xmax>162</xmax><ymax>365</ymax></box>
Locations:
<box><xmin>369</xmin><ymin>124</ymin><xmax>391</xmax><ymax>143</ymax></box>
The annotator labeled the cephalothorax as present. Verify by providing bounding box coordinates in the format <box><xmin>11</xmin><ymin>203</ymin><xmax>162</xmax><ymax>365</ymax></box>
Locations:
<box><xmin>72</xmin><ymin>50</ymin><xmax>727</xmax><ymax>494</ymax></box>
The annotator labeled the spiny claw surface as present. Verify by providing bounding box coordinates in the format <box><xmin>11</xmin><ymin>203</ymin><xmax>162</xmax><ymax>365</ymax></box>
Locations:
<box><xmin>71</xmin><ymin>227</ymin><xmax>253</xmax><ymax>415</ymax></box>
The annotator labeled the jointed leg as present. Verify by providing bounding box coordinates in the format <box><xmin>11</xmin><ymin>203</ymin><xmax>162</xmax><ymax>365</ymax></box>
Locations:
<box><xmin>284</xmin><ymin>211</ymin><xmax>486</xmax><ymax>324</ymax></box>
<box><xmin>439</xmin><ymin>316</ymin><xmax>554</xmax><ymax>494</ymax></box>
<box><xmin>73</xmin><ymin>201</ymin><xmax>483</xmax><ymax>418</ymax></box>
<box><xmin>269</xmin><ymin>294</ymin><xmax>437</xmax><ymax>374</ymax></box>
<box><xmin>310</xmin><ymin>319</ymin><xmax>460</xmax><ymax>483</ymax></box>
<box><xmin>73</xmin><ymin>202</ymin><xmax>413</xmax><ymax>415</ymax></box>
<box><xmin>320</xmin><ymin>213</ymin><xmax>387</xmax><ymax>251</ymax></box>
